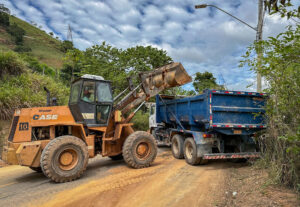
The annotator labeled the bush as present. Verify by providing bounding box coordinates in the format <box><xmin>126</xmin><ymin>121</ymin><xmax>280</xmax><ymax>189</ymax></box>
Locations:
<box><xmin>242</xmin><ymin>25</ymin><xmax>300</xmax><ymax>190</ymax></box>
<box><xmin>7</xmin><ymin>23</ymin><xmax>25</xmax><ymax>45</ymax></box>
<box><xmin>132</xmin><ymin>109</ymin><xmax>149</xmax><ymax>131</ymax></box>
<box><xmin>21</xmin><ymin>54</ymin><xmax>56</xmax><ymax>77</ymax></box>
<box><xmin>0</xmin><ymin>73</ymin><xmax>69</xmax><ymax>120</ymax></box>
<box><xmin>14</xmin><ymin>45</ymin><xmax>32</xmax><ymax>52</ymax></box>
<box><xmin>61</xmin><ymin>40</ymin><xmax>74</xmax><ymax>52</ymax></box>
<box><xmin>0</xmin><ymin>12</ymin><xmax>9</xmax><ymax>27</ymax></box>
<box><xmin>0</xmin><ymin>51</ymin><xmax>25</xmax><ymax>78</ymax></box>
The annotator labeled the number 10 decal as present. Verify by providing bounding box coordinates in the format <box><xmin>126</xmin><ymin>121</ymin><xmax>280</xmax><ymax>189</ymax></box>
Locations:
<box><xmin>19</xmin><ymin>122</ymin><xmax>29</xmax><ymax>131</ymax></box>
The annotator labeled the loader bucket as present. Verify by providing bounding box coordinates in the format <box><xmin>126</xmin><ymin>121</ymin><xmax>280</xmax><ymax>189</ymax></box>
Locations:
<box><xmin>139</xmin><ymin>62</ymin><xmax>192</xmax><ymax>97</ymax></box>
<box><xmin>117</xmin><ymin>62</ymin><xmax>192</xmax><ymax>114</ymax></box>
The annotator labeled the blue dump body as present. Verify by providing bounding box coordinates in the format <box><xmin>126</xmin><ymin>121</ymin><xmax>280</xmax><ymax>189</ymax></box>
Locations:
<box><xmin>152</xmin><ymin>89</ymin><xmax>267</xmax><ymax>163</ymax></box>
<box><xmin>156</xmin><ymin>89</ymin><xmax>266</xmax><ymax>135</ymax></box>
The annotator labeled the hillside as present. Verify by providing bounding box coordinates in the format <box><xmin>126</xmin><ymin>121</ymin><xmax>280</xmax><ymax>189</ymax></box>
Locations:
<box><xmin>0</xmin><ymin>15</ymin><xmax>64</xmax><ymax>68</ymax></box>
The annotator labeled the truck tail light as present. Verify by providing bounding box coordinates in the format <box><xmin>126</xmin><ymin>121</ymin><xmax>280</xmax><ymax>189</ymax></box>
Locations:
<box><xmin>203</xmin><ymin>134</ymin><xmax>212</xmax><ymax>138</ymax></box>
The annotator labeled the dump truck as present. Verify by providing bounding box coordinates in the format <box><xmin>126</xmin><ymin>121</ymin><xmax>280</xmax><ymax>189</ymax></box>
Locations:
<box><xmin>2</xmin><ymin>62</ymin><xmax>192</xmax><ymax>182</ymax></box>
<box><xmin>149</xmin><ymin>89</ymin><xmax>267</xmax><ymax>165</ymax></box>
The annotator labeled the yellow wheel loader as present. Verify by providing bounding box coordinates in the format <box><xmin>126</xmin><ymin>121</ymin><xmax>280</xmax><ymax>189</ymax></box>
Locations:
<box><xmin>2</xmin><ymin>63</ymin><xmax>191</xmax><ymax>182</ymax></box>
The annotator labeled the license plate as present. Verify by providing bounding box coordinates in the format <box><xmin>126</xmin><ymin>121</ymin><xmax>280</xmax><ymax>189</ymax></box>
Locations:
<box><xmin>234</xmin><ymin>130</ymin><xmax>242</xmax><ymax>134</ymax></box>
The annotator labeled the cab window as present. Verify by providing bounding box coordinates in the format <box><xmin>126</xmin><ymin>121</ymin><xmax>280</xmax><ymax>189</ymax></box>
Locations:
<box><xmin>70</xmin><ymin>81</ymin><xmax>81</xmax><ymax>104</ymax></box>
<box><xmin>96</xmin><ymin>82</ymin><xmax>112</xmax><ymax>102</ymax></box>
<box><xmin>96</xmin><ymin>105</ymin><xmax>111</xmax><ymax>124</ymax></box>
<box><xmin>81</xmin><ymin>81</ymin><xmax>95</xmax><ymax>103</ymax></box>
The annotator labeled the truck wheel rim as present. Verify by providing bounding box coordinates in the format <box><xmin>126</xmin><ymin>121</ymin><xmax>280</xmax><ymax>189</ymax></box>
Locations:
<box><xmin>185</xmin><ymin>142</ymin><xmax>193</xmax><ymax>160</ymax></box>
<box><xmin>58</xmin><ymin>149</ymin><xmax>79</xmax><ymax>171</ymax></box>
<box><xmin>173</xmin><ymin>139</ymin><xmax>179</xmax><ymax>154</ymax></box>
<box><xmin>136</xmin><ymin>142</ymin><xmax>151</xmax><ymax>160</ymax></box>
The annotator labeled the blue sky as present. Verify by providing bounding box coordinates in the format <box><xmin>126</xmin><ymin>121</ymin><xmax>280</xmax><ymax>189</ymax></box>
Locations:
<box><xmin>2</xmin><ymin>0</ymin><xmax>297</xmax><ymax>91</ymax></box>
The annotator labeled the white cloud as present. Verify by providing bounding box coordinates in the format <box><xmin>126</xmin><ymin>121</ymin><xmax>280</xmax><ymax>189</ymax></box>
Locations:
<box><xmin>1</xmin><ymin>0</ymin><xmax>296</xmax><ymax>91</ymax></box>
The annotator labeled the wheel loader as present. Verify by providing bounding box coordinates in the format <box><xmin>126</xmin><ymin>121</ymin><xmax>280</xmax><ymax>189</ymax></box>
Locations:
<box><xmin>2</xmin><ymin>62</ymin><xmax>191</xmax><ymax>183</ymax></box>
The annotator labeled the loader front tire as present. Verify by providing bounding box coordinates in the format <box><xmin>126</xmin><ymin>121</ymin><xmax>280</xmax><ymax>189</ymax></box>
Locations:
<box><xmin>123</xmin><ymin>131</ymin><xmax>157</xmax><ymax>169</ymax></box>
<box><xmin>40</xmin><ymin>136</ymin><xmax>89</xmax><ymax>183</ymax></box>
<box><xmin>171</xmin><ymin>134</ymin><xmax>184</xmax><ymax>159</ymax></box>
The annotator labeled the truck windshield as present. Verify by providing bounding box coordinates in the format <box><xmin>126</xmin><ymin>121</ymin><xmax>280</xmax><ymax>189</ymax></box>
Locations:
<box><xmin>96</xmin><ymin>82</ymin><xmax>112</xmax><ymax>102</ymax></box>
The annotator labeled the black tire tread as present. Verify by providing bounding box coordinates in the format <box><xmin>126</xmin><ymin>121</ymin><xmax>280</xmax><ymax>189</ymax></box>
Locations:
<box><xmin>171</xmin><ymin>134</ymin><xmax>184</xmax><ymax>159</ymax></box>
<box><xmin>123</xmin><ymin>131</ymin><xmax>157</xmax><ymax>169</ymax></box>
<box><xmin>40</xmin><ymin>136</ymin><xmax>88</xmax><ymax>183</ymax></box>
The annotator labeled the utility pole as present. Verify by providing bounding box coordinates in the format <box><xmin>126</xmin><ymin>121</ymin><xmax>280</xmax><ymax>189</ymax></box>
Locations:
<box><xmin>256</xmin><ymin>0</ymin><xmax>265</xmax><ymax>92</ymax></box>
<box><xmin>195</xmin><ymin>2</ymin><xmax>265</xmax><ymax>92</ymax></box>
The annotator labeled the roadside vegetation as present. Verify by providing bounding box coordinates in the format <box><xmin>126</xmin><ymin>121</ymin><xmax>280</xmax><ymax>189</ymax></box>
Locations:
<box><xmin>242</xmin><ymin>1</ymin><xmax>300</xmax><ymax>191</ymax></box>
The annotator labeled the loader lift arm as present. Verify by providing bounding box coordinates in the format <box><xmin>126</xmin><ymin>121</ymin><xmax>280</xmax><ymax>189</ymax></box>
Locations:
<box><xmin>114</xmin><ymin>62</ymin><xmax>192</xmax><ymax>123</ymax></box>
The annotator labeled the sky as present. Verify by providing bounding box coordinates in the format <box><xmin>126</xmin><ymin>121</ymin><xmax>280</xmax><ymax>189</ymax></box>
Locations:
<box><xmin>1</xmin><ymin>0</ymin><xmax>297</xmax><ymax>91</ymax></box>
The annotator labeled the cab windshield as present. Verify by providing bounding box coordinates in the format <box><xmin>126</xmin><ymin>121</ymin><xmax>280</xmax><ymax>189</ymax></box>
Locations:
<box><xmin>96</xmin><ymin>82</ymin><xmax>112</xmax><ymax>102</ymax></box>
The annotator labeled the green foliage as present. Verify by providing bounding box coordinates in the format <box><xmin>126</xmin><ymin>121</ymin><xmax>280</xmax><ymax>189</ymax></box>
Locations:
<box><xmin>0</xmin><ymin>51</ymin><xmax>25</xmax><ymax>78</ymax></box>
<box><xmin>241</xmin><ymin>25</ymin><xmax>300</xmax><ymax>189</ymax></box>
<box><xmin>132</xmin><ymin>109</ymin><xmax>149</xmax><ymax>131</ymax></box>
<box><xmin>62</xmin><ymin>42</ymin><xmax>173</xmax><ymax>95</ymax></box>
<box><xmin>264</xmin><ymin>0</ymin><xmax>300</xmax><ymax>19</ymax></box>
<box><xmin>61</xmin><ymin>40</ymin><xmax>74</xmax><ymax>53</ymax></box>
<box><xmin>0</xmin><ymin>72</ymin><xmax>69</xmax><ymax>120</ymax></box>
<box><xmin>7</xmin><ymin>23</ymin><xmax>25</xmax><ymax>45</ymax></box>
<box><xmin>193</xmin><ymin>71</ymin><xmax>225</xmax><ymax>93</ymax></box>
<box><xmin>14</xmin><ymin>45</ymin><xmax>32</xmax><ymax>52</ymax></box>
<box><xmin>0</xmin><ymin>11</ymin><xmax>9</xmax><ymax>27</ymax></box>
<box><xmin>21</xmin><ymin>54</ymin><xmax>56</xmax><ymax>77</ymax></box>
<box><xmin>164</xmin><ymin>86</ymin><xmax>196</xmax><ymax>96</ymax></box>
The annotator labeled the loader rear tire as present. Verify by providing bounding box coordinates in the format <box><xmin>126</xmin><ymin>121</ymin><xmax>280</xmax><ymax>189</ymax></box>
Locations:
<box><xmin>29</xmin><ymin>167</ymin><xmax>42</xmax><ymax>173</ymax></box>
<box><xmin>184</xmin><ymin>138</ymin><xmax>202</xmax><ymax>165</ymax></box>
<box><xmin>171</xmin><ymin>134</ymin><xmax>184</xmax><ymax>159</ymax></box>
<box><xmin>123</xmin><ymin>131</ymin><xmax>157</xmax><ymax>169</ymax></box>
<box><xmin>40</xmin><ymin>136</ymin><xmax>89</xmax><ymax>183</ymax></box>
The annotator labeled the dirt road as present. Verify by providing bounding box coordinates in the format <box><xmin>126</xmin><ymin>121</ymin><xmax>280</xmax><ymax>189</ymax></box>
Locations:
<box><xmin>0</xmin><ymin>148</ymin><xmax>234</xmax><ymax>207</ymax></box>
<box><xmin>1</xmin><ymin>148</ymin><xmax>297</xmax><ymax>207</ymax></box>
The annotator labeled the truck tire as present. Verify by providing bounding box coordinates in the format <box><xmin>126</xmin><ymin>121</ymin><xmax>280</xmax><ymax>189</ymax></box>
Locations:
<box><xmin>123</xmin><ymin>131</ymin><xmax>157</xmax><ymax>169</ymax></box>
<box><xmin>29</xmin><ymin>167</ymin><xmax>42</xmax><ymax>173</ymax></box>
<box><xmin>109</xmin><ymin>154</ymin><xmax>123</xmax><ymax>160</ymax></box>
<box><xmin>184</xmin><ymin>138</ymin><xmax>202</xmax><ymax>165</ymax></box>
<box><xmin>40</xmin><ymin>136</ymin><xmax>89</xmax><ymax>183</ymax></box>
<box><xmin>171</xmin><ymin>134</ymin><xmax>184</xmax><ymax>159</ymax></box>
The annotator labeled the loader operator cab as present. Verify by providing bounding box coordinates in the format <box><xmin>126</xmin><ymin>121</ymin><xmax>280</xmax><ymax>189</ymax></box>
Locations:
<box><xmin>69</xmin><ymin>74</ymin><xmax>113</xmax><ymax>127</ymax></box>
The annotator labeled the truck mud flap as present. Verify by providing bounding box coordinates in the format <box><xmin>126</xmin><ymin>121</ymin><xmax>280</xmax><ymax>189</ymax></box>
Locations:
<box><xmin>203</xmin><ymin>152</ymin><xmax>260</xmax><ymax>160</ymax></box>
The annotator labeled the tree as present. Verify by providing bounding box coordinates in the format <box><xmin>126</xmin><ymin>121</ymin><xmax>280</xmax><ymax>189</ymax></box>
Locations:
<box><xmin>193</xmin><ymin>71</ymin><xmax>224</xmax><ymax>93</ymax></box>
<box><xmin>7</xmin><ymin>23</ymin><xmax>25</xmax><ymax>45</ymax></box>
<box><xmin>62</xmin><ymin>42</ymin><xmax>173</xmax><ymax>95</ymax></box>
<box><xmin>264</xmin><ymin>0</ymin><xmax>300</xmax><ymax>19</ymax></box>
<box><xmin>61</xmin><ymin>40</ymin><xmax>74</xmax><ymax>52</ymax></box>
<box><xmin>241</xmin><ymin>25</ymin><xmax>300</xmax><ymax>189</ymax></box>
<box><xmin>49</xmin><ymin>32</ymin><xmax>54</xmax><ymax>36</ymax></box>
<box><xmin>0</xmin><ymin>11</ymin><xmax>9</xmax><ymax>27</ymax></box>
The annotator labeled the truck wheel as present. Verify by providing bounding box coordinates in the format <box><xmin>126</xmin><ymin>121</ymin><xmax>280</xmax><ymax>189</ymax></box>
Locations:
<box><xmin>109</xmin><ymin>154</ymin><xmax>123</xmax><ymax>160</ymax></box>
<box><xmin>184</xmin><ymin>138</ymin><xmax>202</xmax><ymax>165</ymax></box>
<box><xmin>40</xmin><ymin>136</ymin><xmax>89</xmax><ymax>183</ymax></box>
<box><xmin>171</xmin><ymin>134</ymin><xmax>184</xmax><ymax>159</ymax></box>
<box><xmin>29</xmin><ymin>167</ymin><xmax>42</xmax><ymax>173</ymax></box>
<box><xmin>123</xmin><ymin>131</ymin><xmax>157</xmax><ymax>169</ymax></box>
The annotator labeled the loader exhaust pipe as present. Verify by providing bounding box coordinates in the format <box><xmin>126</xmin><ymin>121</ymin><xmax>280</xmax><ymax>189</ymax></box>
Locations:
<box><xmin>44</xmin><ymin>87</ymin><xmax>50</xmax><ymax>107</ymax></box>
